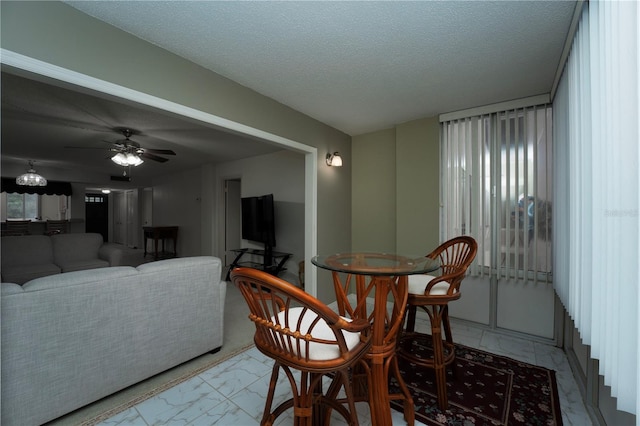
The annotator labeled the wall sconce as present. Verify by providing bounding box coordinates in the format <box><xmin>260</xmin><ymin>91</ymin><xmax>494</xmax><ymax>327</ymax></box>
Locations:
<box><xmin>326</xmin><ymin>152</ymin><xmax>343</xmax><ymax>167</ymax></box>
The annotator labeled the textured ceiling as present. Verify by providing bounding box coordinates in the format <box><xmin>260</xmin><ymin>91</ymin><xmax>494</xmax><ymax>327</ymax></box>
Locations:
<box><xmin>65</xmin><ymin>1</ymin><xmax>577</xmax><ymax>136</ymax></box>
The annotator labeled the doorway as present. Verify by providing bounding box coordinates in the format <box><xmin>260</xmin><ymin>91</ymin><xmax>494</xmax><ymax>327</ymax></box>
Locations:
<box><xmin>4</xmin><ymin>52</ymin><xmax>318</xmax><ymax>296</ymax></box>
<box><xmin>85</xmin><ymin>193</ymin><xmax>108</xmax><ymax>241</ymax></box>
<box><xmin>112</xmin><ymin>190</ymin><xmax>140</xmax><ymax>248</ymax></box>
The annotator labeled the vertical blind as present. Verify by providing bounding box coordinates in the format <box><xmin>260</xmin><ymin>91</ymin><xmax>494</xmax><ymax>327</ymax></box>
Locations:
<box><xmin>553</xmin><ymin>0</ymin><xmax>639</xmax><ymax>415</ymax></box>
<box><xmin>440</xmin><ymin>105</ymin><xmax>553</xmax><ymax>282</ymax></box>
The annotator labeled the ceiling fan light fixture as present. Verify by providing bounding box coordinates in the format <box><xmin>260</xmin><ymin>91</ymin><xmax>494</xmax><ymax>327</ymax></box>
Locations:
<box><xmin>111</xmin><ymin>152</ymin><xmax>143</xmax><ymax>167</ymax></box>
<box><xmin>16</xmin><ymin>161</ymin><xmax>47</xmax><ymax>186</ymax></box>
<box><xmin>126</xmin><ymin>152</ymin><xmax>144</xmax><ymax>166</ymax></box>
<box><xmin>111</xmin><ymin>152</ymin><xmax>128</xmax><ymax>167</ymax></box>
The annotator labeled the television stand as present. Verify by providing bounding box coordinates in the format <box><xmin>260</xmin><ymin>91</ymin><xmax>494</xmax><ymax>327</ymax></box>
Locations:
<box><xmin>226</xmin><ymin>248</ymin><xmax>292</xmax><ymax>280</ymax></box>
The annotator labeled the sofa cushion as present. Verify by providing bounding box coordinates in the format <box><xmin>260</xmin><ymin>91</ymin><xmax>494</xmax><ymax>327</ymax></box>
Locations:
<box><xmin>51</xmin><ymin>233</ymin><xmax>106</xmax><ymax>272</ymax></box>
<box><xmin>1</xmin><ymin>263</ymin><xmax>62</xmax><ymax>285</ymax></box>
<box><xmin>59</xmin><ymin>259</ymin><xmax>110</xmax><ymax>273</ymax></box>
<box><xmin>22</xmin><ymin>266</ymin><xmax>138</xmax><ymax>291</ymax></box>
<box><xmin>1</xmin><ymin>235</ymin><xmax>60</xmax><ymax>284</ymax></box>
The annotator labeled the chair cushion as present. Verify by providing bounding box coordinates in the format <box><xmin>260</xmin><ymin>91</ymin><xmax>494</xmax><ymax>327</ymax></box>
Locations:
<box><xmin>408</xmin><ymin>274</ymin><xmax>456</xmax><ymax>296</ymax></box>
<box><xmin>274</xmin><ymin>307</ymin><xmax>361</xmax><ymax>361</ymax></box>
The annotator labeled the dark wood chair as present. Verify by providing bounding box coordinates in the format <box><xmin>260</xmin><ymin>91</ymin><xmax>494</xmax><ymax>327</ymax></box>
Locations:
<box><xmin>46</xmin><ymin>219</ymin><xmax>70</xmax><ymax>235</ymax></box>
<box><xmin>398</xmin><ymin>236</ymin><xmax>478</xmax><ymax>410</ymax></box>
<box><xmin>231</xmin><ymin>267</ymin><xmax>372</xmax><ymax>426</ymax></box>
<box><xmin>3</xmin><ymin>220</ymin><xmax>31</xmax><ymax>236</ymax></box>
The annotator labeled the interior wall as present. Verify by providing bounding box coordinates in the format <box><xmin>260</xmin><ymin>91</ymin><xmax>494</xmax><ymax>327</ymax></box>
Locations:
<box><xmin>151</xmin><ymin>168</ymin><xmax>202</xmax><ymax>258</ymax></box>
<box><xmin>351</xmin><ymin>128</ymin><xmax>396</xmax><ymax>252</ymax></box>
<box><xmin>351</xmin><ymin>117</ymin><xmax>440</xmax><ymax>255</ymax></box>
<box><xmin>395</xmin><ymin>117</ymin><xmax>440</xmax><ymax>254</ymax></box>
<box><xmin>214</xmin><ymin>150</ymin><xmax>306</xmax><ymax>289</ymax></box>
<box><xmin>199</xmin><ymin>164</ymin><xmax>215</xmax><ymax>256</ymax></box>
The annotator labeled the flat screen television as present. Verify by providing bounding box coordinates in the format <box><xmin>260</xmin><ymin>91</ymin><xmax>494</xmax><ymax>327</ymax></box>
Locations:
<box><xmin>241</xmin><ymin>193</ymin><xmax>276</xmax><ymax>252</ymax></box>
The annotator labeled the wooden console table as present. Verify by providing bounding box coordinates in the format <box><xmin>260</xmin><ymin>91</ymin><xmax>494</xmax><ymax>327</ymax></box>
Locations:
<box><xmin>226</xmin><ymin>248</ymin><xmax>291</xmax><ymax>280</ymax></box>
<box><xmin>143</xmin><ymin>226</ymin><xmax>178</xmax><ymax>260</ymax></box>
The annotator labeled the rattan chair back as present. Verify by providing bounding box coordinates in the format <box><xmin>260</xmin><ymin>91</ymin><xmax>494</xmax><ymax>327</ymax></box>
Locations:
<box><xmin>422</xmin><ymin>235</ymin><xmax>478</xmax><ymax>299</ymax></box>
<box><xmin>399</xmin><ymin>236</ymin><xmax>478</xmax><ymax>411</ymax></box>
<box><xmin>231</xmin><ymin>267</ymin><xmax>371</xmax><ymax>425</ymax></box>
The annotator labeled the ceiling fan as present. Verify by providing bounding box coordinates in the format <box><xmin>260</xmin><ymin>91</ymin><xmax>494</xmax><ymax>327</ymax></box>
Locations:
<box><xmin>65</xmin><ymin>128</ymin><xmax>177</xmax><ymax>167</ymax></box>
<box><xmin>107</xmin><ymin>129</ymin><xmax>176</xmax><ymax>167</ymax></box>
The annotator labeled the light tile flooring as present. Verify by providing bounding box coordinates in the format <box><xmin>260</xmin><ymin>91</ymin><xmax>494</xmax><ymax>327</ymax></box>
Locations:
<box><xmin>98</xmin><ymin>317</ymin><xmax>592</xmax><ymax>426</ymax></box>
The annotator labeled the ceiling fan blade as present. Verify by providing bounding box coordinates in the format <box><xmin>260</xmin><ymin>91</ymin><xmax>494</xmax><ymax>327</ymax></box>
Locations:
<box><xmin>140</xmin><ymin>152</ymin><xmax>169</xmax><ymax>163</ymax></box>
<box><xmin>144</xmin><ymin>148</ymin><xmax>176</xmax><ymax>156</ymax></box>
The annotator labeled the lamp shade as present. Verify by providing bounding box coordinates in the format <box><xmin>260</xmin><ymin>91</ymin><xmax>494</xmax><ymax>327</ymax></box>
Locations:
<box><xmin>112</xmin><ymin>152</ymin><xmax>143</xmax><ymax>167</ymax></box>
<box><xmin>16</xmin><ymin>161</ymin><xmax>47</xmax><ymax>186</ymax></box>
<box><xmin>326</xmin><ymin>152</ymin><xmax>343</xmax><ymax>167</ymax></box>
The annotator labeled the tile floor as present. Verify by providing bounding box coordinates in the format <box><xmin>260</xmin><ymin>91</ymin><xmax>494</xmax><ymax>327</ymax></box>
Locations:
<box><xmin>98</xmin><ymin>319</ymin><xmax>592</xmax><ymax>426</ymax></box>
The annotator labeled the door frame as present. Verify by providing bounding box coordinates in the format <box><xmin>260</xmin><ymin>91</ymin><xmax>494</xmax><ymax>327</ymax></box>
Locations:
<box><xmin>2</xmin><ymin>49</ymin><xmax>318</xmax><ymax>296</ymax></box>
<box><xmin>223</xmin><ymin>178</ymin><xmax>241</xmax><ymax>267</ymax></box>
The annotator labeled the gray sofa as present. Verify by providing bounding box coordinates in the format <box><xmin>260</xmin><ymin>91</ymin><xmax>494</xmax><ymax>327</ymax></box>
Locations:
<box><xmin>1</xmin><ymin>256</ymin><xmax>226</xmax><ymax>426</ymax></box>
<box><xmin>0</xmin><ymin>233</ymin><xmax>126</xmax><ymax>284</ymax></box>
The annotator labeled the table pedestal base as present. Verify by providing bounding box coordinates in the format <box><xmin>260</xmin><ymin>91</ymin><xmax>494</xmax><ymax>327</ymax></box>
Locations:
<box><xmin>336</xmin><ymin>274</ymin><xmax>415</xmax><ymax>426</ymax></box>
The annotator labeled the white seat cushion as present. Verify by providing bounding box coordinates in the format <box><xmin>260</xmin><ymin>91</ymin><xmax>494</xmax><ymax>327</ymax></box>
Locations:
<box><xmin>407</xmin><ymin>274</ymin><xmax>455</xmax><ymax>296</ymax></box>
<box><xmin>274</xmin><ymin>307</ymin><xmax>362</xmax><ymax>361</ymax></box>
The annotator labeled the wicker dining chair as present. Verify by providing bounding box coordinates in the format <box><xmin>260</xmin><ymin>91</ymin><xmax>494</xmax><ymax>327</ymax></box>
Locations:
<box><xmin>398</xmin><ymin>236</ymin><xmax>478</xmax><ymax>410</ymax></box>
<box><xmin>231</xmin><ymin>267</ymin><xmax>372</xmax><ymax>426</ymax></box>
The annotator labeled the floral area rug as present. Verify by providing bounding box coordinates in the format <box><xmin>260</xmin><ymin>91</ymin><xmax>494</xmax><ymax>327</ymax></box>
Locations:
<box><xmin>390</xmin><ymin>337</ymin><xmax>563</xmax><ymax>425</ymax></box>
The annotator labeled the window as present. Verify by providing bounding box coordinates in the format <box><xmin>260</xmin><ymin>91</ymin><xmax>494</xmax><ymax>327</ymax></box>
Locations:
<box><xmin>3</xmin><ymin>193</ymin><xmax>70</xmax><ymax>221</ymax></box>
<box><xmin>85</xmin><ymin>195</ymin><xmax>106</xmax><ymax>203</ymax></box>
<box><xmin>441</xmin><ymin>103</ymin><xmax>552</xmax><ymax>281</ymax></box>
<box><xmin>6</xmin><ymin>193</ymin><xmax>38</xmax><ymax>220</ymax></box>
<box><xmin>554</xmin><ymin>0</ymin><xmax>639</xmax><ymax>414</ymax></box>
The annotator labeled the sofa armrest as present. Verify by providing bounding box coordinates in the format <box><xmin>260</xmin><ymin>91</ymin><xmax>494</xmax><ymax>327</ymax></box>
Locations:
<box><xmin>98</xmin><ymin>243</ymin><xmax>124</xmax><ymax>266</ymax></box>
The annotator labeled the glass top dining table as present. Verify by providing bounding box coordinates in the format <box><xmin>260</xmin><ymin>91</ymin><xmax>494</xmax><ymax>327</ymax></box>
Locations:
<box><xmin>311</xmin><ymin>252</ymin><xmax>439</xmax><ymax>276</ymax></box>
<box><xmin>311</xmin><ymin>252</ymin><xmax>439</xmax><ymax>426</ymax></box>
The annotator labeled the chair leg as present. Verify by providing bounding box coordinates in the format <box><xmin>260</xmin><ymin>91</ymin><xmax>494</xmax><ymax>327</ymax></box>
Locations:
<box><xmin>335</xmin><ymin>369</ymin><xmax>361</xmax><ymax>426</ymax></box>
<box><xmin>405</xmin><ymin>304</ymin><xmax>417</xmax><ymax>333</ymax></box>
<box><xmin>261</xmin><ymin>362</ymin><xmax>281</xmax><ymax>426</ymax></box>
<box><xmin>321</xmin><ymin>367</ymin><xmax>364</xmax><ymax>426</ymax></box>
<box><xmin>389</xmin><ymin>354</ymin><xmax>415</xmax><ymax>425</ymax></box>
<box><xmin>430</xmin><ymin>306</ymin><xmax>449</xmax><ymax>410</ymax></box>
<box><xmin>295</xmin><ymin>371</ymin><xmax>317</xmax><ymax>426</ymax></box>
<box><xmin>441</xmin><ymin>306</ymin><xmax>458</xmax><ymax>382</ymax></box>
<box><xmin>442</xmin><ymin>305</ymin><xmax>453</xmax><ymax>345</ymax></box>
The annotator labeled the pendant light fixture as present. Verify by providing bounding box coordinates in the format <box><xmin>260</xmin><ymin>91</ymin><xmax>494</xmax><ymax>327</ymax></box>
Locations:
<box><xmin>16</xmin><ymin>160</ymin><xmax>47</xmax><ymax>186</ymax></box>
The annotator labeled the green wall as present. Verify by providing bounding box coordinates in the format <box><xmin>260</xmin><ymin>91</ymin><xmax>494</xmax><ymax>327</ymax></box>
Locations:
<box><xmin>352</xmin><ymin>117</ymin><xmax>440</xmax><ymax>255</ymax></box>
<box><xmin>396</xmin><ymin>117</ymin><xmax>440</xmax><ymax>254</ymax></box>
<box><xmin>352</xmin><ymin>128</ymin><xmax>397</xmax><ymax>252</ymax></box>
